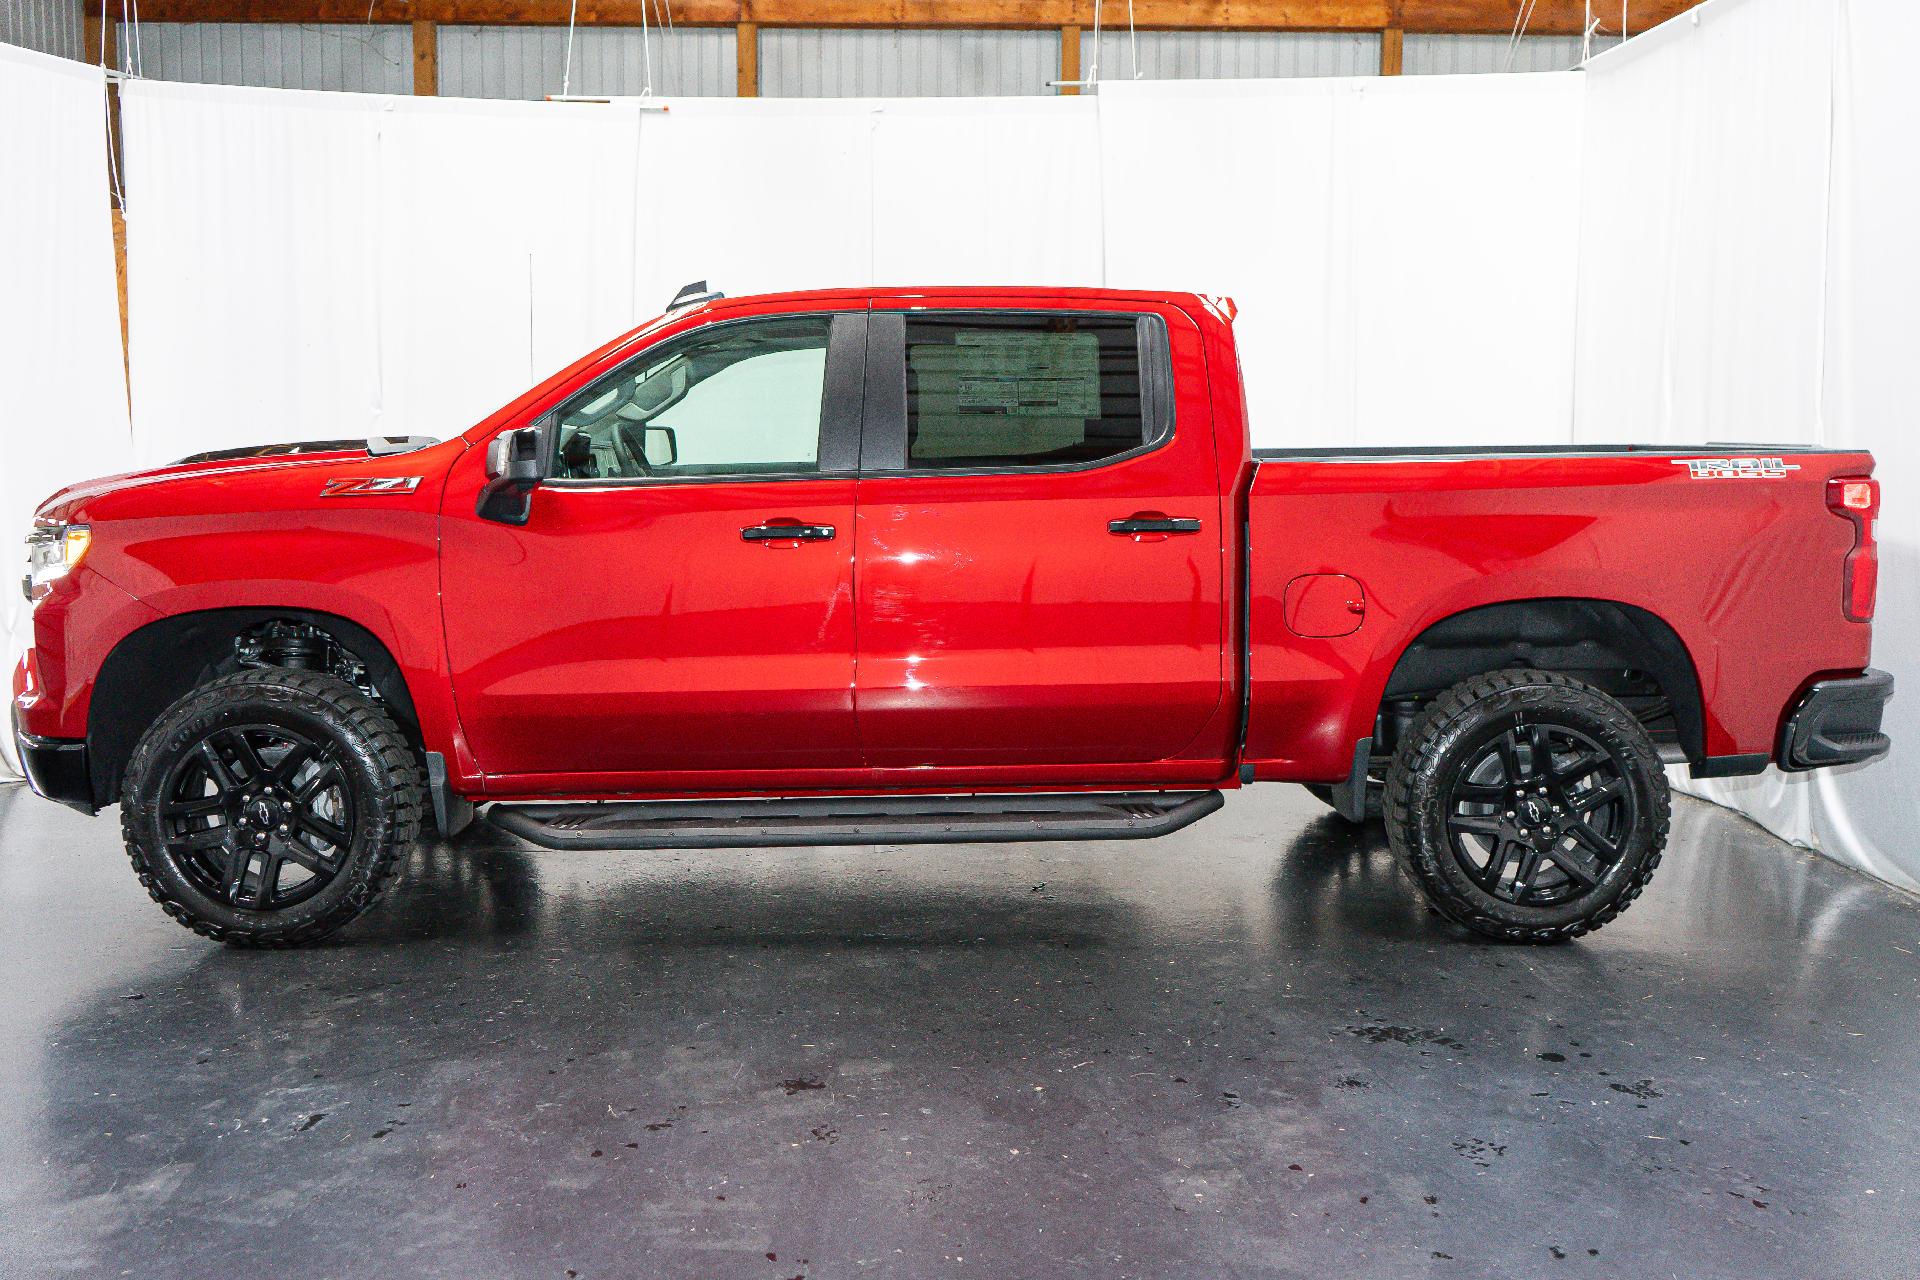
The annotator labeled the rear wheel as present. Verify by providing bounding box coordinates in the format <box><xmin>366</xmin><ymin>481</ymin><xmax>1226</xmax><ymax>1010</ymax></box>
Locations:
<box><xmin>1383</xmin><ymin>669</ymin><xmax>1669</xmax><ymax>943</ymax></box>
<box><xmin>121</xmin><ymin>668</ymin><xmax>423</xmax><ymax>947</ymax></box>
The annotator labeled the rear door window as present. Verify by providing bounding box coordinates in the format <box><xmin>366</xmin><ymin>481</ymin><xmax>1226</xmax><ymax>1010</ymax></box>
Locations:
<box><xmin>901</xmin><ymin>313</ymin><xmax>1168</xmax><ymax>470</ymax></box>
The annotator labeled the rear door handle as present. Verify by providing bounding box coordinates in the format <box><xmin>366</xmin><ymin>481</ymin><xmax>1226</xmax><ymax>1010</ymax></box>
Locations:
<box><xmin>1109</xmin><ymin>516</ymin><xmax>1202</xmax><ymax>535</ymax></box>
<box><xmin>742</xmin><ymin>521</ymin><xmax>836</xmax><ymax>543</ymax></box>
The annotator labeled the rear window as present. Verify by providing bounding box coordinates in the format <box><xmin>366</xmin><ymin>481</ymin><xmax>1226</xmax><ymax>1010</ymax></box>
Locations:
<box><xmin>903</xmin><ymin>313</ymin><xmax>1166</xmax><ymax>470</ymax></box>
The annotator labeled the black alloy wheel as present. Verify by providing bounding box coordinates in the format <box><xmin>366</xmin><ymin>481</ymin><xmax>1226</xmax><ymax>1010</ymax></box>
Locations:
<box><xmin>1384</xmin><ymin>668</ymin><xmax>1669</xmax><ymax>943</ymax></box>
<box><xmin>159</xmin><ymin>723</ymin><xmax>356</xmax><ymax>912</ymax></box>
<box><xmin>1441</xmin><ymin>720</ymin><xmax>1632</xmax><ymax>906</ymax></box>
<box><xmin>122</xmin><ymin>668</ymin><xmax>424</xmax><ymax>946</ymax></box>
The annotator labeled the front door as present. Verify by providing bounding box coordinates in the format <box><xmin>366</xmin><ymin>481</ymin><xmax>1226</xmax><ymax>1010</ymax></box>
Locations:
<box><xmin>441</xmin><ymin>310</ymin><xmax>866</xmax><ymax>787</ymax></box>
<box><xmin>852</xmin><ymin>302</ymin><xmax>1228</xmax><ymax>768</ymax></box>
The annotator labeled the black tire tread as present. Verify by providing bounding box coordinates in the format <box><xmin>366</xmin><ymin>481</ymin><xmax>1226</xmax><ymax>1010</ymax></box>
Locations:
<box><xmin>120</xmin><ymin>668</ymin><xmax>423</xmax><ymax>947</ymax></box>
<box><xmin>1382</xmin><ymin>668</ymin><xmax>1670</xmax><ymax>944</ymax></box>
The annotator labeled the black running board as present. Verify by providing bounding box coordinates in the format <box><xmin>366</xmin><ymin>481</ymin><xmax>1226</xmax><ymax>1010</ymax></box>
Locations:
<box><xmin>484</xmin><ymin>790</ymin><xmax>1224</xmax><ymax>851</ymax></box>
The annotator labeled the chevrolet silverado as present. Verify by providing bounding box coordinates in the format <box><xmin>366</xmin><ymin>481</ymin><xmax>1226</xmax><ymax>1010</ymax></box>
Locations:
<box><xmin>12</xmin><ymin>285</ymin><xmax>1893</xmax><ymax>946</ymax></box>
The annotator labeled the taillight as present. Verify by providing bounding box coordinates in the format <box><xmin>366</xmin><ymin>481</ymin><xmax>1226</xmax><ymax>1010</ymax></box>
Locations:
<box><xmin>1826</xmin><ymin>475</ymin><xmax>1879</xmax><ymax>621</ymax></box>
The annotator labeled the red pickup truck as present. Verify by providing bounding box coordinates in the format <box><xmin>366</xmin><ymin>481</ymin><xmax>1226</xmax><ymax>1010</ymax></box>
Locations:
<box><xmin>13</xmin><ymin>286</ymin><xmax>1891</xmax><ymax>948</ymax></box>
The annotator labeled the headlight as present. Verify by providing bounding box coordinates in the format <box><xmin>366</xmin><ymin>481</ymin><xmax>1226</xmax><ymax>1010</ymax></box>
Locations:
<box><xmin>23</xmin><ymin>523</ymin><xmax>90</xmax><ymax>602</ymax></box>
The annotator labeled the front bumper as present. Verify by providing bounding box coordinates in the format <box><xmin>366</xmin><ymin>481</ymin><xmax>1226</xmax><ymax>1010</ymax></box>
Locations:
<box><xmin>10</xmin><ymin>709</ymin><xmax>96</xmax><ymax>815</ymax></box>
<box><xmin>1779</xmin><ymin>669</ymin><xmax>1893</xmax><ymax>771</ymax></box>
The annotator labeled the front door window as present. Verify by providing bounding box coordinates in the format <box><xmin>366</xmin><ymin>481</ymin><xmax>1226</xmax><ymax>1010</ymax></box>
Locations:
<box><xmin>552</xmin><ymin>315</ymin><xmax>833</xmax><ymax>481</ymax></box>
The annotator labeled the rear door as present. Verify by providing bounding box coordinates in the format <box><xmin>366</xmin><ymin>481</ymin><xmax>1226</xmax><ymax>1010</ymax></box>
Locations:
<box><xmin>852</xmin><ymin>301</ymin><xmax>1227</xmax><ymax>767</ymax></box>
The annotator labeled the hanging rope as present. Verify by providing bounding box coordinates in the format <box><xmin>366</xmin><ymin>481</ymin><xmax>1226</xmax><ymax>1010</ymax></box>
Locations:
<box><xmin>103</xmin><ymin>0</ymin><xmax>125</xmax><ymax>213</ymax></box>
<box><xmin>562</xmin><ymin>0</ymin><xmax>579</xmax><ymax>96</ymax></box>
<box><xmin>1127</xmin><ymin>0</ymin><xmax>1139</xmax><ymax>79</ymax></box>
<box><xmin>1505</xmin><ymin>0</ymin><xmax>1539</xmax><ymax>71</ymax></box>
<box><xmin>659</xmin><ymin>0</ymin><xmax>677</xmax><ymax>95</ymax></box>
<box><xmin>127</xmin><ymin>0</ymin><xmax>143</xmax><ymax>78</ymax></box>
<box><xmin>639</xmin><ymin>0</ymin><xmax>653</xmax><ymax>98</ymax></box>
<box><xmin>1088</xmin><ymin>0</ymin><xmax>1102</xmax><ymax>89</ymax></box>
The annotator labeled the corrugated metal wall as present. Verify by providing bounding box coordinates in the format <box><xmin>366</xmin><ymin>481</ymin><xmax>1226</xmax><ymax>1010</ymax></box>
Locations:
<box><xmin>1083</xmin><ymin>29</ymin><xmax>1381</xmax><ymax>80</ymax></box>
<box><xmin>437</xmin><ymin>26</ymin><xmax>735</xmax><ymax>100</ymax></box>
<box><xmin>3</xmin><ymin>0</ymin><xmax>83</xmax><ymax>61</ymax></box>
<box><xmin>1404</xmin><ymin>33</ymin><xmax>1617</xmax><ymax>75</ymax></box>
<box><xmin>53</xmin><ymin>23</ymin><xmax>1632</xmax><ymax>92</ymax></box>
<box><xmin>760</xmin><ymin>28</ymin><xmax>1059</xmax><ymax>97</ymax></box>
<box><xmin>117</xmin><ymin>23</ymin><xmax>412</xmax><ymax>92</ymax></box>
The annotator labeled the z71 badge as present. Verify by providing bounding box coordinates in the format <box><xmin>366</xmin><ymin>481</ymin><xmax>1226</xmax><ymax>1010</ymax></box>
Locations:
<box><xmin>319</xmin><ymin>476</ymin><xmax>423</xmax><ymax>497</ymax></box>
<box><xmin>1672</xmin><ymin>457</ymin><xmax>1801</xmax><ymax>479</ymax></box>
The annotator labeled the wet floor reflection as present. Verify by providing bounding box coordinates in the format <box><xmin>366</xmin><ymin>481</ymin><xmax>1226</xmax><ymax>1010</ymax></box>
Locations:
<box><xmin>2</xmin><ymin>786</ymin><xmax>1917</xmax><ymax>1279</ymax></box>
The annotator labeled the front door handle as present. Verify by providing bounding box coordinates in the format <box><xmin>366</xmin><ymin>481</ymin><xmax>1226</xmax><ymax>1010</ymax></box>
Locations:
<box><xmin>742</xmin><ymin>521</ymin><xmax>836</xmax><ymax>543</ymax></box>
<box><xmin>1109</xmin><ymin>515</ymin><xmax>1202</xmax><ymax>536</ymax></box>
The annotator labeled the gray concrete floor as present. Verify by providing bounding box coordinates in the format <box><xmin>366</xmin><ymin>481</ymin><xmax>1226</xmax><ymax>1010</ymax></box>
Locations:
<box><xmin>1</xmin><ymin>784</ymin><xmax>1917</xmax><ymax>1279</ymax></box>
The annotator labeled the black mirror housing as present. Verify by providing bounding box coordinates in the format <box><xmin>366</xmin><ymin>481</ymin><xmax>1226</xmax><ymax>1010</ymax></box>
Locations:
<box><xmin>477</xmin><ymin>423</ymin><xmax>551</xmax><ymax>525</ymax></box>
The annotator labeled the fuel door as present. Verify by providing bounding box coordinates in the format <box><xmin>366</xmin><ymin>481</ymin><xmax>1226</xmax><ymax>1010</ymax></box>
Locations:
<box><xmin>1283</xmin><ymin>573</ymin><xmax>1366</xmax><ymax>638</ymax></box>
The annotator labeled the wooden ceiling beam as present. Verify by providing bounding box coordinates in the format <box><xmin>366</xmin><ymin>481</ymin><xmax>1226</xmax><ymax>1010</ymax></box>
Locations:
<box><xmin>1400</xmin><ymin>1</ymin><xmax>1685</xmax><ymax>34</ymax></box>
<box><xmin>83</xmin><ymin>0</ymin><xmax>1696</xmax><ymax>36</ymax></box>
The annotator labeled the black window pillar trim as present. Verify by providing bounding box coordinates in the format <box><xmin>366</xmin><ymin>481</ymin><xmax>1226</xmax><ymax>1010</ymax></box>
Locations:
<box><xmin>860</xmin><ymin>310</ymin><xmax>908</xmax><ymax>473</ymax></box>
<box><xmin>818</xmin><ymin>312</ymin><xmax>868</xmax><ymax>474</ymax></box>
<box><xmin>1137</xmin><ymin>313</ymin><xmax>1174</xmax><ymax>446</ymax></box>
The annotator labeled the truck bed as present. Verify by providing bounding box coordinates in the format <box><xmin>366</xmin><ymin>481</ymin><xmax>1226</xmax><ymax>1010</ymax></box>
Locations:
<box><xmin>1240</xmin><ymin>444</ymin><xmax>1873</xmax><ymax>782</ymax></box>
<box><xmin>1251</xmin><ymin>442</ymin><xmax>1832</xmax><ymax>462</ymax></box>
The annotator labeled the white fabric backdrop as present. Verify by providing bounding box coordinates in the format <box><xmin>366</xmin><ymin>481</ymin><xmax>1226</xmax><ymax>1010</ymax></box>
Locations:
<box><xmin>1100</xmin><ymin>74</ymin><xmax>1585</xmax><ymax>447</ymax></box>
<box><xmin>117</xmin><ymin>76</ymin><xmax>1584</xmax><ymax>458</ymax></box>
<box><xmin>0</xmin><ymin>44</ymin><xmax>132</xmax><ymax>778</ymax></box>
<box><xmin>1574</xmin><ymin>0</ymin><xmax>1920</xmax><ymax>890</ymax></box>
<box><xmin>119</xmin><ymin>88</ymin><xmax>1111</xmax><ymax>456</ymax></box>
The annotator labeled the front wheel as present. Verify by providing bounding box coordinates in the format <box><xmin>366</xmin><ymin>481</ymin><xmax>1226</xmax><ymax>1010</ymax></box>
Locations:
<box><xmin>1383</xmin><ymin>669</ymin><xmax>1669</xmax><ymax>943</ymax></box>
<box><xmin>121</xmin><ymin>669</ymin><xmax>424</xmax><ymax>947</ymax></box>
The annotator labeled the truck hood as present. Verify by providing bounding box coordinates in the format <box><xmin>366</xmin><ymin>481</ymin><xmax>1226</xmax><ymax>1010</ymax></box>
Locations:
<box><xmin>171</xmin><ymin>435</ymin><xmax>438</xmax><ymax>466</ymax></box>
<box><xmin>33</xmin><ymin>436</ymin><xmax>441</xmax><ymax>521</ymax></box>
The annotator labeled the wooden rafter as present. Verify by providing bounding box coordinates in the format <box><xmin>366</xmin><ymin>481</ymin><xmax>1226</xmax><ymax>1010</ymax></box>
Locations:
<box><xmin>82</xmin><ymin>0</ymin><xmax>1695</xmax><ymax>37</ymax></box>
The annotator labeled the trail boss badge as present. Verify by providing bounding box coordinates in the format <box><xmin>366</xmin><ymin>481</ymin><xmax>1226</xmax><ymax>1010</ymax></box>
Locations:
<box><xmin>1672</xmin><ymin>457</ymin><xmax>1801</xmax><ymax>479</ymax></box>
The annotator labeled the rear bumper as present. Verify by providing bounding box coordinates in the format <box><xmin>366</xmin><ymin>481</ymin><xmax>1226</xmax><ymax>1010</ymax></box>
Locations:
<box><xmin>1779</xmin><ymin>669</ymin><xmax>1893</xmax><ymax>771</ymax></box>
<box><xmin>10</xmin><ymin>709</ymin><xmax>96</xmax><ymax>815</ymax></box>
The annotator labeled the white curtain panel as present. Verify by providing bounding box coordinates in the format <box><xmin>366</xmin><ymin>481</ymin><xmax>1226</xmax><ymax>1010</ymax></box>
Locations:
<box><xmin>632</xmin><ymin>98</ymin><xmax>880</xmax><ymax>303</ymax></box>
<box><xmin>1099</xmin><ymin>74</ymin><xmax>1585</xmax><ymax>449</ymax></box>
<box><xmin>1815</xmin><ymin>0</ymin><xmax>1920</xmax><ymax>889</ymax></box>
<box><xmin>869</xmin><ymin>97</ymin><xmax>1103</xmax><ymax>287</ymax></box>
<box><xmin>630</xmin><ymin>96</ymin><xmax>1104</xmax><ymax>306</ymax></box>
<box><xmin>120</xmin><ymin>83</ymin><xmax>650</xmax><ymax>454</ymax></box>
<box><xmin>0</xmin><ymin>44</ymin><xmax>132</xmax><ymax>780</ymax></box>
<box><xmin>1576</xmin><ymin>0</ymin><xmax>1920</xmax><ymax>890</ymax></box>
<box><xmin>117</xmin><ymin>89</ymin><xmax>1113</xmax><ymax>454</ymax></box>
<box><xmin>1573</xmin><ymin>0</ymin><xmax>1835</xmax><ymax>447</ymax></box>
<box><xmin>374</xmin><ymin>97</ymin><xmax>646</xmax><ymax>435</ymax></box>
<box><xmin>120</xmin><ymin>82</ymin><xmax>386</xmax><ymax>462</ymax></box>
<box><xmin>117</xmin><ymin>78</ymin><xmax>1588</xmax><ymax>459</ymax></box>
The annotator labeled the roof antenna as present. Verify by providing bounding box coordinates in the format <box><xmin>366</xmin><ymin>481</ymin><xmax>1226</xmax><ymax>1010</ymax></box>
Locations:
<box><xmin>667</xmin><ymin>280</ymin><xmax>724</xmax><ymax>311</ymax></box>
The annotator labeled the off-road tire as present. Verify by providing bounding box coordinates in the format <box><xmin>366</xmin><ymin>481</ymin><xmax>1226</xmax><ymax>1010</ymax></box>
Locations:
<box><xmin>121</xmin><ymin>668</ymin><xmax>423</xmax><ymax>947</ymax></box>
<box><xmin>1383</xmin><ymin>669</ymin><xmax>1669</xmax><ymax>943</ymax></box>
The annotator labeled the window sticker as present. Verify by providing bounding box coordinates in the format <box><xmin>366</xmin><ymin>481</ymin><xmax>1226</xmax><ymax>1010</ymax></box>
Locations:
<box><xmin>948</xmin><ymin>330</ymin><xmax>1102</xmax><ymax>419</ymax></box>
